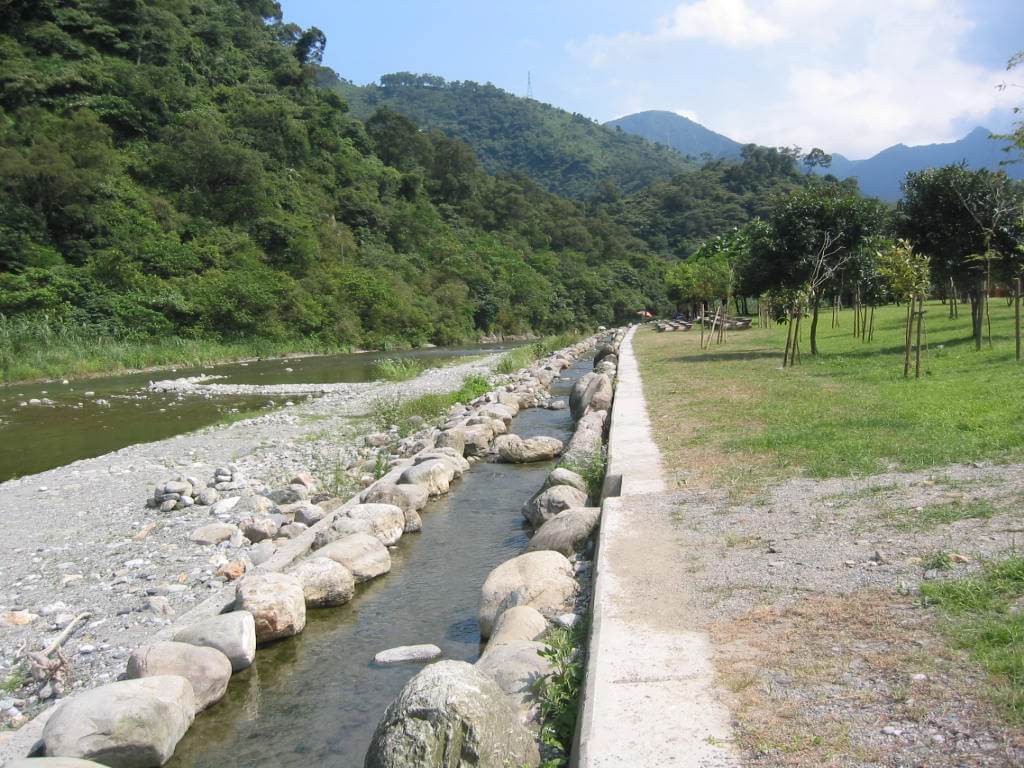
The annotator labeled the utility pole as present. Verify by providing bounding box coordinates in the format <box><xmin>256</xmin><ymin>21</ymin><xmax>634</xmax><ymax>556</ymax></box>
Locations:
<box><xmin>527</xmin><ymin>71</ymin><xmax>533</xmax><ymax>99</ymax></box>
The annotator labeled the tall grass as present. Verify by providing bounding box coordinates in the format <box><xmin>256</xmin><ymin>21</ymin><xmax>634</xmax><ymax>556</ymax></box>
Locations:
<box><xmin>0</xmin><ymin>314</ymin><xmax>349</xmax><ymax>384</ymax></box>
<box><xmin>496</xmin><ymin>333</ymin><xmax>582</xmax><ymax>374</ymax></box>
<box><xmin>372</xmin><ymin>357</ymin><xmax>426</xmax><ymax>381</ymax></box>
<box><xmin>370</xmin><ymin>373</ymin><xmax>492</xmax><ymax>434</ymax></box>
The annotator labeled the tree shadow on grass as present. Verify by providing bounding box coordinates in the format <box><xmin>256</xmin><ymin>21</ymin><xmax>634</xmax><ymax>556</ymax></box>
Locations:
<box><xmin>662</xmin><ymin>348</ymin><xmax>781</xmax><ymax>365</ymax></box>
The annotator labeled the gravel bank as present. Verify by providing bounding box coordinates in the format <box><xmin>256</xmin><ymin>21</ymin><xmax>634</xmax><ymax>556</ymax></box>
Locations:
<box><xmin>0</xmin><ymin>355</ymin><xmax>497</xmax><ymax>735</ymax></box>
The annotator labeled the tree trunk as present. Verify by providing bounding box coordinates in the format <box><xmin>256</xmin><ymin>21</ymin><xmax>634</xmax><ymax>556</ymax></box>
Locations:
<box><xmin>914</xmin><ymin>296</ymin><xmax>924</xmax><ymax>379</ymax></box>
<box><xmin>810</xmin><ymin>294</ymin><xmax>821</xmax><ymax>356</ymax></box>
<box><xmin>783</xmin><ymin>314</ymin><xmax>793</xmax><ymax>368</ymax></box>
<box><xmin>904</xmin><ymin>302</ymin><xmax>913</xmax><ymax>378</ymax></box>
<box><xmin>1016</xmin><ymin>278</ymin><xmax>1021</xmax><ymax>362</ymax></box>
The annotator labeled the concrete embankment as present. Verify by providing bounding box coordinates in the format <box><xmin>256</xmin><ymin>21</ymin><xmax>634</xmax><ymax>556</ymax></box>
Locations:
<box><xmin>573</xmin><ymin>325</ymin><xmax>739</xmax><ymax>768</ymax></box>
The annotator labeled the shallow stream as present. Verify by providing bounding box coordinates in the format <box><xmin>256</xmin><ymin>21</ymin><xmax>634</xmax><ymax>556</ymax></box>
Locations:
<box><xmin>1</xmin><ymin>343</ymin><xmax>516</xmax><ymax>480</ymax></box>
<box><xmin>164</xmin><ymin>360</ymin><xmax>588</xmax><ymax>768</ymax></box>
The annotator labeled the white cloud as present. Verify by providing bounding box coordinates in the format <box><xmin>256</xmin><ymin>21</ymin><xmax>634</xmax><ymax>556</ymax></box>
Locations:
<box><xmin>659</xmin><ymin>0</ymin><xmax>785</xmax><ymax>47</ymax></box>
<box><xmin>570</xmin><ymin>0</ymin><xmax>1018</xmax><ymax>156</ymax></box>
<box><xmin>675</xmin><ymin>109</ymin><xmax>701</xmax><ymax>122</ymax></box>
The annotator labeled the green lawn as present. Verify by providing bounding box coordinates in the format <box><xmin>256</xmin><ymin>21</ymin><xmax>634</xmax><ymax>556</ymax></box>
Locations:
<box><xmin>635</xmin><ymin>300</ymin><xmax>1024</xmax><ymax>489</ymax></box>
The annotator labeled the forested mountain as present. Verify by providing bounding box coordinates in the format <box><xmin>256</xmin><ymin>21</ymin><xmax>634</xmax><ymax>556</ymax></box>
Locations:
<box><xmin>326</xmin><ymin>73</ymin><xmax>694</xmax><ymax>200</ymax></box>
<box><xmin>0</xmin><ymin>0</ymin><xmax>669</xmax><ymax>349</ymax></box>
<box><xmin>813</xmin><ymin>127</ymin><xmax>1024</xmax><ymax>200</ymax></box>
<box><xmin>605</xmin><ymin>110</ymin><xmax>742</xmax><ymax>161</ymax></box>
<box><xmin>611</xmin><ymin>110</ymin><xmax>1024</xmax><ymax>201</ymax></box>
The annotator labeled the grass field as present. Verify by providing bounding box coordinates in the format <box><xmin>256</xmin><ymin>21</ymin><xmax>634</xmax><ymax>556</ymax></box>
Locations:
<box><xmin>635</xmin><ymin>300</ymin><xmax>1024</xmax><ymax>491</ymax></box>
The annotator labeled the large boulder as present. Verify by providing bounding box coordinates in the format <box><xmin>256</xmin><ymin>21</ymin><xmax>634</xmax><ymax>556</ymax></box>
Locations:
<box><xmin>234</xmin><ymin>572</ymin><xmax>306</xmax><ymax>645</ymax></box>
<box><xmin>287</xmin><ymin>556</ymin><xmax>356</xmax><ymax>608</ymax></box>
<box><xmin>475</xmin><ymin>640</ymin><xmax>552</xmax><ymax>725</ymax></box>
<box><xmin>42</xmin><ymin>676</ymin><xmax>195</xmax><ymax>767</ymax></box>
<box><xmin>487</xmin><ymin>606</ymin><xmax>548</xmax><ymax>647</ymax></box>
<box><xmin>521</xmin><ymin>484</ymin><xmax>588</xmax><ymax>528</ymax></box>
<box><xmin>569</xmin><ymin>372</ymin><xmax>605</xmax><ymax>420</ymax></box>
<box><xmin>399</xmin><ymin>459</ymin><xmax>455</xmax><ymax>497</ymax></box>
<box><xmin>494</xmin><ymin>434</ymin><xmax>563</xmax><ymax>464</ymax></box>
<box><xmin>461</xmin><ymin>423</ymin><xmax>495</xmax><ymax>457</ymax></box>
<box><xmin>561</xmin><ymin>410</ymin><xmax>607</xmax><ymax>466</ymax></box>
<box><xmin>126</xmin><ymin>641</ymin><xmax>231</xmax><ymax>712</ymax></box>
<box><xmin>543</xmin><ymin>467</ymin><xmax>588</xmax><ymax>495</ymax></box>
<box><xmin>173</xmin><ymin>611</ymin><xmax>256</xmax><ymax>672</ymax></box>
<box><xmin>526</xmin><ymin>508</ymin><xmax>601</xmax><ymax>557</ymax></box>
<box><xmin>434</xmin><ymin>428</ymin><xmax>466</xmax><ymax>455</ymax></box>
<box><xmin>476</xmin><ymin>403</ymin><xmax>515</xmax><ymax>426</ymax></box>
<box><xmin>5</xmin><ymin>759</ymin><xmax>109</xmax><ymax>767</ymax></box>
<box><xmin>414</xmin><ymin>448</ymin><xmax>470</xmax><ymax>476</ymax></box>
<box><xmin>479</xmin><ymin>551</ymin><xmax>577</xmax><ymax>638</ymax></box>
<box><xmin>587</xmin><ymin>373</ymin><xmax>613</xmax><ymax>413</ymax></box>
<box><xmin>362</xmin><ymin>482</ymin><xmax>429</xmax><ymax>517</ymax></box>
<box><xmin>364</xmin><ymin>661</ymin><xmax>540</xmax><ymax>768</ymax></box>
<box><xmin>593</xmin><ymin>343</ymin><xmax>618</xmax><ymax>368</ymax></box>
<box><xmin>189</xmin><ymin>523</ymin><xmax>237</xmax><ymax>546</ymax></box>
<box><xmin>319</xmin><ymin>533</ymin><xmax>392</xmax><ymax>582</ymax></box>
<box><xmin>343</xmin><ymin>503</ymin><xmax>406</xmax><ymax>546</ymax></box>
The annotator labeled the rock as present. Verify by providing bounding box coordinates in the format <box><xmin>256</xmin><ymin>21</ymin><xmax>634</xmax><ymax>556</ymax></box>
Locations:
<box><xmin>569</xmin><ymin>372</ymin><xmax>604</xmax><ymax>420</ymax></box>
<box><xmin>487</xmin><ymin>606</ymin><xmax>548</xmax><ymax>647</ymax></box>
<box><xmin>42</xmin><ymin>676</ymin><xmax>195</xmax><ymax>767</ymax></box>
<box><xmin>210</xmin><ymin>496</ymin><xmax>241</xmax><ymax>517</ymax></box>
<box><xmin>521</xmin><ymin>485</ymin><xmax>588</xmax><ymax>528</ymax></box>
<box><xmin>495</xmin><ymin>434</ymin><xmax>564</xmax><ymax>464</ymax></box>
<box><xmin>319</xmin><ymin>533</ymin><xmax>392</xmax><ymax>583</ymax></box>
<box><xmin>173</xmin><ymin>612</ymin><xmax>256</xmax><ymax>672</ymax></box>
<box><xmin>0</xmin><ymin>610</ymin><xmax>39</xmax><ymax>626</ymax></box>
<box><xmin>235</xmin><ymin>495</ymin><xmax>275</xmax><ymax>518</ymax></box>
<box><xmin>460</xmin><ymin>423</ymin><xmax>495</xmax><ymax>457</ymax></box>
<box><xmin>479</xmin><ymin>551</ymin><xmax>577</xmax><ymax>638</ymax></box>
<box><xmin>365</xmin><ymin>432</ymin><xmax>392</xmax><ymax>448</ymax></box>
<box><xmin>290</xmin><ymin>472</ymin><xmax>318</xmax><ymax>490</ymax></box>
<box><xmin>162</xmin><ymin>480</ymin><xmax>192</xmax><ymax>496</ymax></box>
<box><xmin>526</xmin><ymin>508</ymin><xmax>600</xmax><ymax>556</ymax></box>
<box><xmin>561</xmin><ymin>410</ymin><xmax>607</xmax><ymax>466</ymax></box>
<box><xmin>235</xmin><ymin>572</ymin><xmax>306</xmax><ymax>645</ymax></box>
<box><xmin>240</xmin><ymin>517</ymin><xmax>278</xmax><ymax>543</ymax></box>
<box><xmin>374</xmin><ymin>644</ymin><xmax>443</xmax><ymax>665</ymax></box>
<box><xmin>289</xmin><ymin>501</ymin><xmax>325</xmax><ymax>527</ymax></box>
<box><xmin>402</xmin><ymin>506</ymin><xmax>423</xmax><ymax>533</ymax></box>
<box><xmin>435</xmin><ymin>428</ymin><xmax>466</xmax><ymax>455</ymax></box>
<box><xmin>594</xmin><ymin>343</ymin><xmax>617</xmax><ymax>367</ymax></box>
<box><xmin>365</xmin><ymin>660</ymin><xmax>540</xmax><ymax>768</ymax></box>
<box><xmin>362</xmin><ymin>482</ymin><xmax>429</xmax><ymax>516</ymax></box>
<box><xmin>278</xmin><ymin>522</ymin><xmax>308</xmax><ymax>539</ymax></box>
<box><xmin>195</xmin><ymin>487</ymin><xmax>220</xmax><ymax>507</ymax></box>
<box><xmin>543</xmin><ymin>467</ymin><xmax>589</xmax><ymax>495</ymax></box>
<box><xmin>477</xmin><ymin>403</ymin><xmax>515</xmax><ymax>426</ymax></box>
<box><xmin>190</xmin><ymin>523</ymin><xmax>237</xmax><ymax>546</ymax></box>
<box><xmin>595</xmin><ymin>360</ymin><xmax>616</xmax><ymax>376</ymax></box>
<box><xmin>216</xmin><ymin>560</ymin><xmax>247</xmax><ymax>581</ymax></box>
<box><xmin>268</xmin><ymin>487</ymin><xmax>304</xmax><ymax>505</ymax></box>
<box><xmin>475</xmin><ymin>640</ymin><xmax>551</xmax><ymax>725</ymax></box>
<box><xmin>399</xmin><ymin>459</ymin><xmax>455</xmax><ymax>497</ymax></box>
<box><xmin>554</xmin><ymin>613</ymin><xmax>581</xmax><ymax>628</ymax></box>
<box><xmin>415</xmin><ymin>447</ymin><xmax>470</xmax><ymax>476</ymax></box>
<box><xmin>248</xmin><ymin>540</ymin><xmax>276</xmax><ymax>567</ymax></box>
<box><xmin>344</xmin><ymin>503</ymin><xmax>406</xmax><ymax>545</ymax></box>
<box><xmin>287</xmin><ymin>557</ymin><xmax>355</xmax><ymax>608</ymax></box>
<box><xmin>126</xmin><ymin>641</ymin><xmax>232</xmax><ymax>712</ymax></box>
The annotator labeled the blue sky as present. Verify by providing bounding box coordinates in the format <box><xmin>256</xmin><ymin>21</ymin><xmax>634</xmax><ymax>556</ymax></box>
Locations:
<box><xmin>280</xmin><ymin>0</ymin><xmax>1024</xmax><ymax>159</ymax></box>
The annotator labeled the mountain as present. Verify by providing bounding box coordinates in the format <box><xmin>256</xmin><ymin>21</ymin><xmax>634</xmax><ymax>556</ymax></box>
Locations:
<box><xmin>815</xmin><ymin>127</ymin><xmax>1024</xmax><ymax>200</ymax></box>
<box><xmin>605</xmin><ymin>110</ymin><xmax>743</xmax><ymax>160</ymax></box>
<box><xmin>324</xmin><ymin>72</ymin><xmax>694</xmax><ymax>199</ymax></box>
<box><xmin>610</xmin><ymin>110</ymin><xmax>1024</xmax><ymax>201</ymax></box>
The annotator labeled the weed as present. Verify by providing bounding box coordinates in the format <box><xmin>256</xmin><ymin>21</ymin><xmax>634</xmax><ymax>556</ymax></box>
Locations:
<box><xmin>372</xmin><ymin>357</ymin><xmax>426</xmax><ymax>381</ymax></box>
<box><xmin>533</xmin><ymin>622</ymin><xmax>587</xmax><ymax>767</ymax></box>
<box><xmin>922</xmin><ymin>557</ymin><xmax>1024</xmax><ymax>721</ymax></box>
<box><xmin>369</xmin><ymin>373</ymin><xmax>493</xmax><ymax>436</ymax></box>
<box><xmin>1</xmin><ymin>666</ymin><xmax>27</xmax><ymax>694</ymax></box>
<box><xmin>560</xmin><ymin>446</ymin><xmax>607</xmax><ymax>501</ymax></box>
<box><xmin>373</xmin><ymin>452</ymin><xmax>388</xmax><ymax>480</ymax></box>
<box><xmin>890</xmin><ymin>498</ymin><xmax>997</xmax><ymax>531</ymax></box>
<box><xmin>920</xmin><ymin>550</ymin><xmax>953</xmax><ymax>571</ymax></box>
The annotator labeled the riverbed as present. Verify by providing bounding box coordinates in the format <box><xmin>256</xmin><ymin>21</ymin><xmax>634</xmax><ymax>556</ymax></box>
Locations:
<box><xmin>0</xmin><ymin>343</ymin><xmax>516</xmax><ymax>480</ymax></box>
<box><xmin>164</xmin><ymin>362</ymin><xmax>587</xmax><ymax>767</ymax></box>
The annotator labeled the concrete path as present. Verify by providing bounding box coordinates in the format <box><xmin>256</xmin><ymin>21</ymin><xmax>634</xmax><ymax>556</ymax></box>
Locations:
<box><xmin>575</xmin><ymin>326</ymin><xmax>739</xmax><ymax>768</ymax></box>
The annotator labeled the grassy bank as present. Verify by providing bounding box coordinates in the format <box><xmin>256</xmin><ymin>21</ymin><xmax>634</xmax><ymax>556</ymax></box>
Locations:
<box><xmin>635</xmin><ymin>300</ymin><xmax>1024</xmax><ymax>492</ymax></box>
<box><xmin>496</xmin><ymin>333</ymin><xmax>582</xmax><ymax>374</ymax></box>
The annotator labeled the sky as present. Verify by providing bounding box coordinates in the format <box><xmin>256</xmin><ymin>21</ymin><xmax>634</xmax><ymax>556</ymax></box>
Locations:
<box><xmin>280</xmin><ymin>0</ymin><xmax>1024</xmax><ymax>160</ymax></box>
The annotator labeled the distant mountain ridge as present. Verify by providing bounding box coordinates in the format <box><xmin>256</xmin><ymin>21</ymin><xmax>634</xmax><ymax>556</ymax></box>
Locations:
<box><xmin>607</xmin><ymin>110</ymin><xmax>1023</xmax><ymax>200</ymax></box>
<box><xmin>605</xmin><ymin>110</ymin><xmax>743</xmax><ymax>160</ymax></box>
<box><xmin>324</xmin><ymin>72</ymin><xmax>694</xmax><ymax>199</ymax></box>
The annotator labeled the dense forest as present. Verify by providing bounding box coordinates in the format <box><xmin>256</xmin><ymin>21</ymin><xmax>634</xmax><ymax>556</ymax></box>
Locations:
<box><xmin>328</xmin><ymin>72</ymin><xmax>694</xmax><ymax>200</ymax></box>
<box><xmin>0</xmin><ymin>0</ymin><xmax>871</xmax><ymax>374</ymax></box>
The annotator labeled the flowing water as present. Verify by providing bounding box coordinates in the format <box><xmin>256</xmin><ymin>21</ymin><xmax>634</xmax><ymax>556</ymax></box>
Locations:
<box><xmin>165</xmin><ymin>360</ymin><xmax>589</xmax><ymax>768</ymax></box>
<box><xmin>0</xmin><ymin>343</ymin><xmax>517</xmax><ymax>480</ymax></box>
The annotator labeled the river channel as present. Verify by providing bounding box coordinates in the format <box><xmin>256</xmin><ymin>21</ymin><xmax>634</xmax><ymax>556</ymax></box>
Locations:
<box><xmin>0</xmin><ymin>343</ymin><xmax>516</xmax><ymax>480</ymax></box>
<box><xmin>164</xmin><ymin>359</ymin><xmax>589</xmax><ymax>768</ymax></box>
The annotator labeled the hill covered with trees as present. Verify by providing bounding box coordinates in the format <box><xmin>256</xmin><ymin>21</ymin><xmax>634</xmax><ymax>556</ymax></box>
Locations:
<box><xmin>327</xmin><ymin>72</ymin><xmax>694</xmax><ymax>200</ymax></box>
<box><xmin>0</xmin><ymin>0</ymin><xmax>670</xmax><ymax>371</ymax></box>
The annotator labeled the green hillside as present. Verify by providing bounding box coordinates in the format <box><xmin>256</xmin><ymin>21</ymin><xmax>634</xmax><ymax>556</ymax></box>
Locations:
<box><xmin>0</xmin><ymin>0</ymin><xmax>669</xmax><ymax>379</ymax></box>
<box><xmin>328</xmin><ymin>72</ymin><xmax>694</xmax><ymax>200</ymax></box>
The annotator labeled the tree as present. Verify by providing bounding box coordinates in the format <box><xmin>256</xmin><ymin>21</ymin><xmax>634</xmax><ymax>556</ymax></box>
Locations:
<box><xmin>877</xmin><ymin>240</ymin><xmax>931</xmax><ymax>378</ymax></box>
<box><xmin>803</xmin><ymin>147</ymin><xmax>832</xmax><ymax>171</ymax></box>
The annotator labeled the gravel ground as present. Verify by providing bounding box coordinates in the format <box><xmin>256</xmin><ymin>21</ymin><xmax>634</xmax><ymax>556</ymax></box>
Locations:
<box><xmin>659</xmin><ymin>462</ymin><xmax>1024</xmax><ymax>767</ymax></box>
<box><xmin>0</xmin><ymin>355</ymin><xmax>498</xmax><ymax>730</ymax></box>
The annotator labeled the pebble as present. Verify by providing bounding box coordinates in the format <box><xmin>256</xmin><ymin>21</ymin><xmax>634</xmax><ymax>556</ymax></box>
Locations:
<box><xmin>881</xmin><ymin>726</ymin><xmax>903</xmax><ymax>736</ymax></box>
